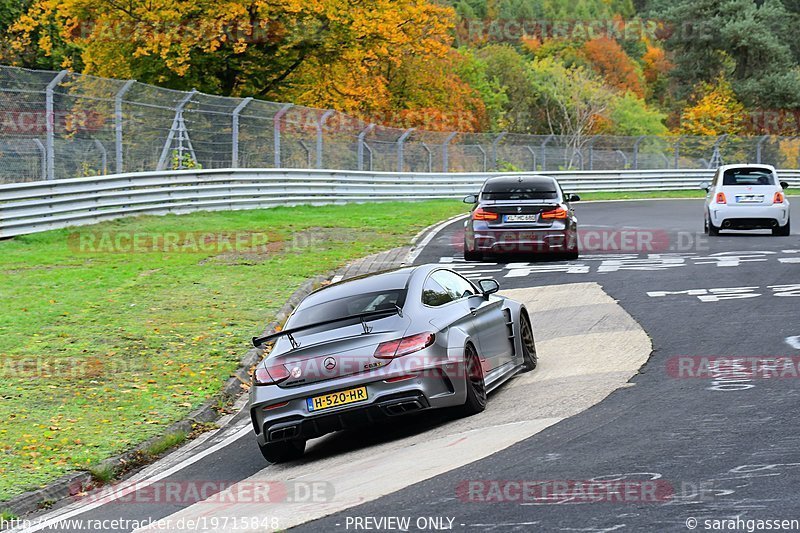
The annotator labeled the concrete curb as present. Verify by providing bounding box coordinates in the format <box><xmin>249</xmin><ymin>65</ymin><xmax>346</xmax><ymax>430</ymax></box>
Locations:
<box><xmin>2</xmin><ymin>220</ymin><xmax>450</xmax><ymax>518</ymax></box>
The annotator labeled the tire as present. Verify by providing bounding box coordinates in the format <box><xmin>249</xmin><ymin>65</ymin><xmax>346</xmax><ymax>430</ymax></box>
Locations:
<box><xmin>459</xmin><ymin>343</ymin><xmax>487</xmax><ymax>416</ymax></box>
<box><xmin>561</xmin><ymin>250</ymin><xmax>579</xmax><ymax>260</ymax></box>
<box><xmin>463</xmin><ymin>242</ymin><xmax>484</xmax><ymax>262</ymax></box>
<box><xmin>258</xmin><ymin>439</ymin><xmax>306</xmax><ymax>463</ymax></box>
<box><xmin>519</xmin><ymin>312</ymin><xmax>538</xmax><ymax>372</ymax></box>
<box><xmin>773</xmin><ymin>219</ymin><xmax>790</xmax><ymax>236</ymax></box>
<box><xmin>708</xmin><ymin>216</ymin><xmax>720</xmax><ymax>236</ymax></box>
<box><xmin>703</xmin><ymin>216</ymin><xmax>709</xmax><ymax>235</ymax></box>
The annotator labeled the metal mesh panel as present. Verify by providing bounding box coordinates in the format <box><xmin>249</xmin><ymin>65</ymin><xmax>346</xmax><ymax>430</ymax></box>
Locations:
<box><xmin>1</xmin><ymin>64</ymin><xmax>799</xmax><ymax>184</ymax></box>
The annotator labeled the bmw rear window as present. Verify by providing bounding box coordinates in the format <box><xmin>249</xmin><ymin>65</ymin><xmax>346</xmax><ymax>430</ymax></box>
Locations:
<box><xmin>482</xmin><ymin>181</ymin><xmax>559</xmax><ymax>200</ymax></box>
<box><xmin>722</xmin><ymin>168</ymin><xmax>775</xmax><ymax>186</ymax></box>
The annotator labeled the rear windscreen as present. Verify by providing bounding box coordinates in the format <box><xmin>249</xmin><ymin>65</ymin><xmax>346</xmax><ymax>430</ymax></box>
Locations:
<box><xmin>482</xmin><ymin>183</ymin><xmax>559</xmax><ymax>201</ymax></box>
<box><xmin>722</xmin><ymin>168</ymin><xmax>775</xmax><ymax>186</ymax></box>
<box><xmin>291</xmin><ymin>289</ymin><xmax>407</xmax><ymax>328</ymax></box>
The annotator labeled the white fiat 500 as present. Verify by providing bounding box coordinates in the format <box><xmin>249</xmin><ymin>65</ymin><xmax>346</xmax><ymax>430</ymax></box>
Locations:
<box><xmin>701</xmin><ymin>164</ymin><xmax>791</xmax><ymax>236</ymax></box>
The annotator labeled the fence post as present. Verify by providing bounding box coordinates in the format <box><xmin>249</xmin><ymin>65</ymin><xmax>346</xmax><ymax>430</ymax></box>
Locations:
<box><xmin>45</xmin><ymin>70</ymin><xmax>68</xmax><ymax>180</ymax></box>
<box><xmin>525</xmin><ymin>146</ymin><xmax>536</xmax><ymax>171</ymax></box>
<box><xmin>94</xmin><ymin>139</ymin><xmax>108</xmax><ymax>174</ymax></box>
<box><xmin>442</xmin><ymin>132</ymin><xmax>457</xmax><ymax>172</ymax></box>
<box><xmin>114</xmin><ymin>79</ymin><xmax>135</xmax><ymax>174</ymax></box>
<box><xmin>615</xmin><ymin>149</ymin><xmax>628</xmax><ymax>169</ymax></box>
<box><xmin>540</xmin><ymin>134</ymin><xmax>554</xmax><ymax>172</ymax></box>
<box><xmin>33</xmin><ymin>139</ymin><xmax>46</xmax><ymax>181</ymax></box>
<box><xmin>475</xmin><ymin>145</ymin><xmax>487</xmax><ymax>172</ymax></box>
<box><xmin>316</xmin><ymin>109</ymin><xmax>335</xmax><ymax>169</ymax></box>
<box><xmin>273</xmin><ymin>103</ymin><xmax>293</xmax><ymax>168</ymax></box>
<box><xmin>397</xmin><ymin>128</ymin><xmax>415</xmax><ymax>172</ymax></box>
<box><xmin>587</xmin><ymin>135</ymin><xmax>599</xmax><ymax>170</ymax></box>
<box><xmin>491</xmin><ymin>132</ymin><xmax>507</xmax><ymax>170</ymax></box>
<box><xmin>156</xmin><ymin>89</ymin><xmax>196</xmax><ymax>171</ymax></box>
<box><xmin>673</xmin><ymin>136</ymin><xmax>682</xmax><ymax>169</ymax></box>
<box><xmin>231</xmin><ymin>97</ymin><xmax>253</xmax><ymax>169</ymax></box>
<box><xmin>421</xmin><ymin>142</ymin><xmax>433</xmax><ymax>173</ymax></box>
<box><xmin>357</xmin><ymin>124</ymin><xmax>376</xmax><ymax>171</ymax></box>
<box><xmin>632</xmin><ymin>136</ymin><xmax>645</xmax><ymax>170</ymax></box>
<box><xmin>756</xmin><ymin>135</ymin><xmax>769</xmax><ymax>164</ymax></box>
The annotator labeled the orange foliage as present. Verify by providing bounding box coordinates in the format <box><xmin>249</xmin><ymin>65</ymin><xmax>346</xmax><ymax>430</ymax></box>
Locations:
<box><xmin>582</xmin><ymin>37</ymin><xmax>644</xmax><ymax>98</ymax></box>
<box><xmin>642</xmin><ymin>45</ymin><xmax>672</xmax><ymax>84</ymax></box>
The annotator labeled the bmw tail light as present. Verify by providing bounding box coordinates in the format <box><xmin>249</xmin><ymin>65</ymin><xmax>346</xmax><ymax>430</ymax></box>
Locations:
<box><xmin>716</xmin><ymin>192</ymin><xmax>727</xmax><ymax>204</ymax></box>
<box><xmin>374</xmin><ymin>333</ymin><xmax>435</xmax><ymax>359</ymax></box>
<box><xmin>472</xmin><ymin>208</ymin><xmax>498</xmax><ymax>221</ymax></box>
<box><xmin>541</xmin><ymin>207</ymin><xmax>568</xmax><ymax>220</ymax></box>
<box><xmin>774</xmin><ymin>191</ymin><xmax>785</xmax><ymax>203</ymax></box>
<box><xmin>254</xmin><ymin>364</ymin><xmax>290</xmax><ymax>386</ymax></box>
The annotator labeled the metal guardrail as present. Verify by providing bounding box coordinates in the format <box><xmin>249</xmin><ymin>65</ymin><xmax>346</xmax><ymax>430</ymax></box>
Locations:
<box><xmin>2</xmin><ymin>168</ymin><xmax>799</xmax><ymax>238</ymax></box>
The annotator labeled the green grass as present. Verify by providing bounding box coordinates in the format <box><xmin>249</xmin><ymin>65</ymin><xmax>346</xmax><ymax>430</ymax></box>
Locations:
<box><xmin>0</xmin><ymin>201</ymin><xmax>468</xmax><ymax>502</ymax></box>
<box><xmin>578</xmin><ymin>189</ymin><xmax>800</xmax><ymax>201</ymax></box>
<box><xmin>142</xmin><ymin>429</ymin><xmax>188</xmax><ymax>458</ymax></box>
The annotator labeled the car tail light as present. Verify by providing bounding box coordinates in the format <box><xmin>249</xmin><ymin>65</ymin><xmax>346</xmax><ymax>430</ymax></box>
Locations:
<box><xmin>384</xmin><ymin>374</ymin><xmax>418</xmax><ymax>383</ymax></box>
<box><xmin>374</xmin><ymin>332</ymin><xmax>435</xmax><ymax>359</ymax></box>
<box><xmin>253</xmin><ymin>364</ymin><xmax>290</xmax><ymax>386</ymax></box>
<box><xmin>261</xmin><ymin>401</ymin><xmax>289</xmax><ymax>411</ymax></box>
<box><xmin>472</xmin><ymin>208</ymin><xmax>498</xmax><ymax>221</ymax></box>
<box><xmin>716</xmin><ymin>192</ymin><xmax>727</xmax><ymax>204</ymax></box>
<box><xmin>774</xmin><ymin>191</ymin><xmax>785</xmax><ymax>203</ymax></box>
<box><xmin>541</xmin><ymin>207</ymin><xmax>568</xmax><ymax>220</ymax></box>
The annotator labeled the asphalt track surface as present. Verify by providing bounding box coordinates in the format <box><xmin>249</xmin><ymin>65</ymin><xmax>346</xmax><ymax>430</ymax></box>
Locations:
<box><xmin>16</xmin><ymin>199</ymin><xmax>800</xmax><ymax>533</ymax></box>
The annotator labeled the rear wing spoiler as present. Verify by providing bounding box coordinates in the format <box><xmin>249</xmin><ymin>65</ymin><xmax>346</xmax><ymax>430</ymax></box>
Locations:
<box><xmin>252</xmin><ymin>307</ymin><xmax>402</xmax><ymax>349</ymax></box>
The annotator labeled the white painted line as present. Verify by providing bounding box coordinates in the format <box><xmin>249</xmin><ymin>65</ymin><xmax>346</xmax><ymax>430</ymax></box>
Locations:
<box><xmin>14</xmin><ymin>425</ymin><xmax>252</xmax><ymax>533</ymax></box>
<box><xmin>404</xmin><ymin>214</ymin><xmax>468</xmax><ymax>265</ymax></box>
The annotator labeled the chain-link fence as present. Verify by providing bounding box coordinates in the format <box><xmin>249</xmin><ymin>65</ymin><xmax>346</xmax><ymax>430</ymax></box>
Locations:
<box><xmin>3</xmin><ymin>65</ymin><xmax>800</xmax><ymax>183</ymax></box>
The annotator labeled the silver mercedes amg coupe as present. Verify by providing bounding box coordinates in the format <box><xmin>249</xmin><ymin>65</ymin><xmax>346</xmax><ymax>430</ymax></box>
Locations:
<box><xmin>249</xmin><ymin>264</ymin><xmax>537</xmax><ymax>462</ymax></box>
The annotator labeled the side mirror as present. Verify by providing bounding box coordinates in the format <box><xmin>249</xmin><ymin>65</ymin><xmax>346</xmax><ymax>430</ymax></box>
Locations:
<box><xmin>780</xmin><ymin>181</ymin><xmax>789</xmax><ymax>190</ymax></box>
<box><xmin>477</xmin><ymin>278</ymin><xmax>500</xmax><ymax>297</ymax></box>
<box><xmin>463</xmin><ymin>194</ymin><xmax>478</xmax><ymax>204</ymax></box>
<box><xmin>568</xmin><ymin>193</ymin><xmax>581</xmax><ymax>202</ymax></box>
<box><xmin>699</xmin><ymin>181</ymin><xmax>710</xmax><ymax>192</ymax></box>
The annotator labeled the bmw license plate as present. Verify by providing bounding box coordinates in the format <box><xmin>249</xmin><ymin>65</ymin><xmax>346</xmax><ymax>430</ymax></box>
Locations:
<box><xmin>307</xmin><ymin>386</ymin><xmax>368</xmax><ymax>412</ymax></box>
<box><xmin>504</xmin><ymin>214</ymin><xmax>538</xmax><ymax>222</ymax></box>
<box><xmin>736</xmin><ymin>195</ymin><xmax>763</xmax><ymax>203</ymax></box>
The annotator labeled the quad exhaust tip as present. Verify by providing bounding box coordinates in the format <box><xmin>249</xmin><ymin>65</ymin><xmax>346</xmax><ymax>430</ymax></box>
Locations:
<box><xmin>269</xmin><ymin>425</ymin><xmax>300</xmax><ymax>441</ymax></box>
<box><xmin>383</xmin><ymin>399</ymin><xmax>424</xmax><ymax>416</ymax></box>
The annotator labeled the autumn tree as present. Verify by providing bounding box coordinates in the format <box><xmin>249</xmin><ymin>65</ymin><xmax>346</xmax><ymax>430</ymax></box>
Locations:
<box><xmin>529</xmin><ymin>57</ymin><xmax>614</xmax><ymax>167</ymax></box>
<box><xmin>678</xmin><ymin>78</ymin><xmax>746</xmax><ymax>136</ymax></box>
<box><xmin>583</xmin><ymin>37</ymin><xmax>645</xmax><ymax>98</ymax></box>
<box><xmin>3</xmin><ymin>0</ymin><xmax>459</xmax><ymax>116</ymax></box>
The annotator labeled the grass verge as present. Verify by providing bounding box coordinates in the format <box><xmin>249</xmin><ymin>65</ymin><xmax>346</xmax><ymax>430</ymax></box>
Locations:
<box><xmin>0</xmin><ymin>200</ymin><xmax>468</xmax><ymax>501</ymax></box>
